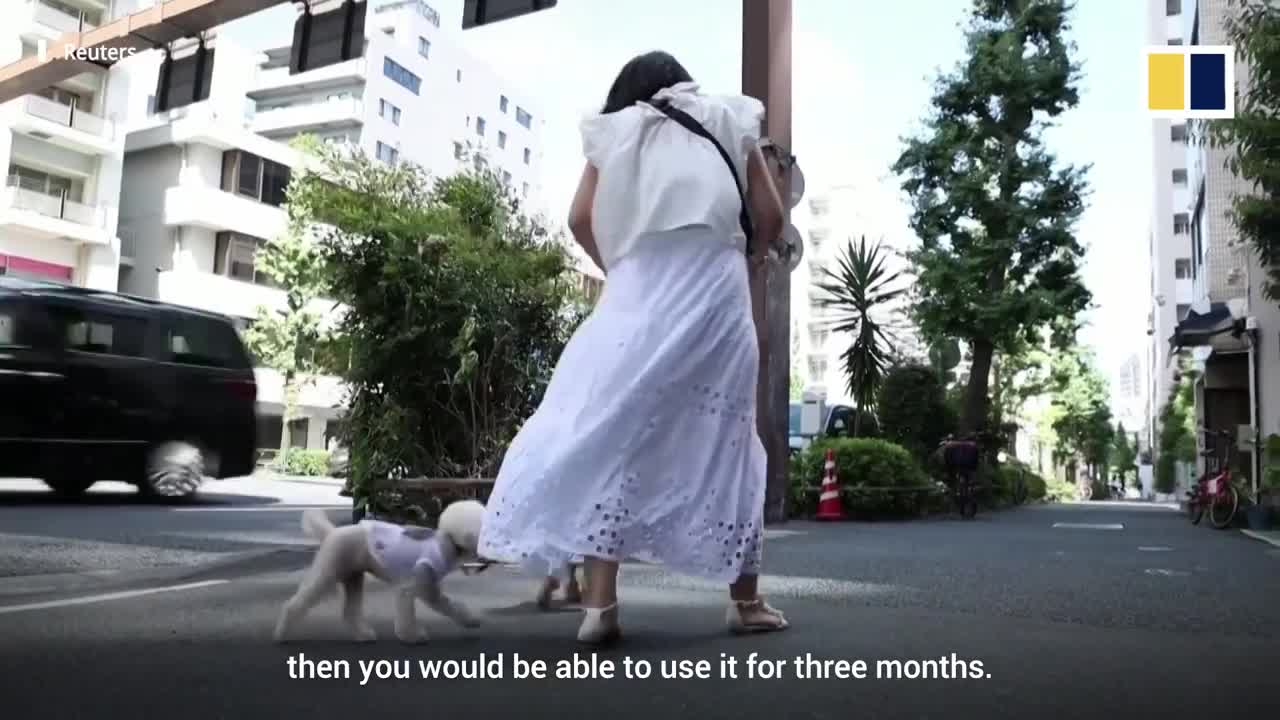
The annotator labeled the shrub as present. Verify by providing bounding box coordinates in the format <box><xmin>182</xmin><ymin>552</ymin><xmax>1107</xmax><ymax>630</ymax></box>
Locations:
<box><xmin>877</xmin><ymin>363</ymin><xmax>957</xmax><ymax>462</ymax></box>
<box><xmin>790</xmin><ymin>437</ymin><xmax>933</xmax><ymax>517</ymax></box>
<box><xmin>284</xmin><ymin>449</ymin><xmax>331</xmax><ymax>477</ymax></box>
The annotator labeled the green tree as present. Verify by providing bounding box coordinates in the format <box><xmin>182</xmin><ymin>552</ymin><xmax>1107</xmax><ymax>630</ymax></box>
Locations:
<box><xmin>1155</xmin><ymin>364</ymin><xmax>1199</xmax><ymax>494</ymax></box>
<box><xmin>1205</xmin><ymin>1</ymin><xmax>1280</xmax><ymax>304</ymax></box>
<box><xmin>241</xmin><ymin>150</ymin><xmax>330</xmax><ymax>466</ymax></box>
<box><xmin>893</xmin><ymin>0</ymin><xmax>1092</xmax><ymax>435</ymax></box>
<box><xmin>1110</xmin><ymin>422</ymin><xmax>1137</xmax><ymax>486</ymax></box>
<box><xmin>877</xmin><ymin>363</ymin><xmax>958</xmax><ymax>462</ymax></box>
<box><xmin>285</xmin><ymin>142</ymin><xmax>577</xmax><ymax>513</ymax></box>
<box><xmin>816</xmin><ymin>236</ymin><xmax>908</xmax><ymax>436</ymax></box>
<box><xmin>1048</xmin><ymin>346</ymin><xmax>1113</xmax><ymax>485</ymax></box>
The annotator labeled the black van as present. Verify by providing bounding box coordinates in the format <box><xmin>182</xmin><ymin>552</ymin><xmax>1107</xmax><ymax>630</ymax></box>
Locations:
<box><xmin>0</xmin><ymin>277</ymin><xmax>258</xmax><ymax>498</ymax></box>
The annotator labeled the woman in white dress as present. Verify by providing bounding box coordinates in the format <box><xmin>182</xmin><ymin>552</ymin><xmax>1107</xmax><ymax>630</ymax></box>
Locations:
<box><xmin>478</xmin><ymin>51</ymin><xmax>789</xmax><ymax>644</ymax></box>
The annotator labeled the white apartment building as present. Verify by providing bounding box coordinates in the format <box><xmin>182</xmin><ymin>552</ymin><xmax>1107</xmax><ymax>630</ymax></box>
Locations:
<box><xmin>246</xmin><ymin>0</ymin><xmax>545</xmax><ymax>209</ymax></box>
<box><xmin>792</xmin><ymin>182</ymin><xmax>924</xmax><ymax>407</ymax></box>
<box><xmin>0</xmin><ymin>0</ymin><xmax>154</xmax><ymax>290</ymax></box>
<box><xmin>1145</xmin><ymin>0</ymin><xmax>1195</xmax><ymax>449</ymax></box>
<box><xmin>115</xmin><ymin>36</ymin><xmax>345</xmax><ymax>453</ymax></box>
<box><xmin>1175</xmin><ymin>0</ymin><xmax>1280</xmax><ymax>493</ymax></box>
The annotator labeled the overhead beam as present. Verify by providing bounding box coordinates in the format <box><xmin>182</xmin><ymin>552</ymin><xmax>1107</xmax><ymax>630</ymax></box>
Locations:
<box><xmin>0</xmin><ymin>0</ymin><xmax>291</xmax><ymax>105</ymax></box>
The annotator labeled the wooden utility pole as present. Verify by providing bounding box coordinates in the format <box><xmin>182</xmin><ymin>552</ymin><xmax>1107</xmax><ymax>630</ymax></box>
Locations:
<box><xmin>743</xmin><ymin>0</ymin><xmax>792</xmax><ymax>524</ymax></box>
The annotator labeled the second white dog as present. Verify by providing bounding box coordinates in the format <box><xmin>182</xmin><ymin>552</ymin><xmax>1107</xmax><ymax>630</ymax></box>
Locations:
<box><xmin>273</xmin><ymin>500</ymin><xmax>486</xmax><ymax>644</ymax></box>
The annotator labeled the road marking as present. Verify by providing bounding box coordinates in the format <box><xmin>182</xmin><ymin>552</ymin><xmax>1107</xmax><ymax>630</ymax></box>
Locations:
<box><xmin>1052</xmin><ymin>522</ymin><xmax>1124</xmax><ymax>530</ymax></box>
<box><xmin>1139</xmin><ymin>546</ymin><xmax>1174</xmax><ymax>552</ymax></box>
<box><xmin>171</xmin><ymin>505</ymin><xmax>349</xmax><ymax>513</ymax></box>
<box><xmin>0</xmin><ymin>580</ymin><xmax>228</xmax><ymax>616</ymax></box>
<box><xmin>1144</xmin><ymin>568</ymin><xmax>1190</xmax><ymax>577</ymax></box>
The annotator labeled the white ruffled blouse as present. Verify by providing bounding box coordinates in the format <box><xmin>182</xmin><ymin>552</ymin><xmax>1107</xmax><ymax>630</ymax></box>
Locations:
<box><xmin>579</xmin><ymin>82</ymin><xmax>765</xmax><ymax>269</ymax></box>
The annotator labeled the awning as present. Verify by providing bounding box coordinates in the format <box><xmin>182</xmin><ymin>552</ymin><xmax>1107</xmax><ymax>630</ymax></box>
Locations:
<box><xmin>1168</xmin><ymin>302</ymin><xmax>1238</xmax><ymax>354</ymax></box>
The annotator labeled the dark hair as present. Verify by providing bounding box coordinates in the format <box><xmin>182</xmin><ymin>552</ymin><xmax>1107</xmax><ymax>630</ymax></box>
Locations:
<box><xmin>602</xmin><ymin>51</ymin><xmax>694</xmax><ymax>114</ymax></box>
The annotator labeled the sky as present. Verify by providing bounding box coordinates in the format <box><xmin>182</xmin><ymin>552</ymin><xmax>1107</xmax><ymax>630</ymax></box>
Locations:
<box><xmin>225</xmin><ymin>0</ymin><xmax>1154</xmax><ymax>405</ymax></box>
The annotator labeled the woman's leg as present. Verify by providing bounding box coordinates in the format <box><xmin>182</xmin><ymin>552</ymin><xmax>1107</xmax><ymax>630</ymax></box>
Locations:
<box><xmin>727</xmin><ymin>572</ymin><xmax>788</xmax><ymax>632</ymax></box>
<box><xmin>582</xmin><ymin>557</ymin><xmax>618</xmax><ymax>607</ymax></box>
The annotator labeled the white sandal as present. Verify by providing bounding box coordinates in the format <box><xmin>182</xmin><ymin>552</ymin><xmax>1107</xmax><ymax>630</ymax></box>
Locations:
<box><xmin>577</xmin><ymin>603</ymin><xmax>621</xmax><ymax>645</ymax></box>
<box><xmin>727</xmin><ymin>597</ymin><xmax>790</xmax><ymax>634</ymax></box>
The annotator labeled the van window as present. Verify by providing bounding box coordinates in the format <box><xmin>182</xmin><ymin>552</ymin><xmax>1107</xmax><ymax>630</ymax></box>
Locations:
<box><xmin>62</xmin><ymin>310</ymin><xmax>145</xmax><ymax>357</ymax></box>
<box><xmin>0</xmin><ymin>307</ymin><xmax>15</xmax><ymax>346</ymax></box>
<box><xmin>166</xmin><ymin>316</ymin><xmax>248</xmax><ymax>369</ymax></box>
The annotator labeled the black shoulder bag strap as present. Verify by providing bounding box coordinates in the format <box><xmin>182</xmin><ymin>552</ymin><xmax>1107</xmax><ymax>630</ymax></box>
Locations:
<box><xmin>649</xmin><ymin>98</ymin><xmax>755</xmax><ymax>257</ymax></box>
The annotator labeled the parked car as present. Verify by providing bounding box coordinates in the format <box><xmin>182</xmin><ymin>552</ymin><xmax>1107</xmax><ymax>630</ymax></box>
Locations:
<box><xmin>0</xmin><ymin>277</ymin><xmax>258</xmax><ymax>498</ymax></box>
<box><xmin>788</xmin><ymin>401</ymin><xmax>863</xmax><ymax>455</ymax></box>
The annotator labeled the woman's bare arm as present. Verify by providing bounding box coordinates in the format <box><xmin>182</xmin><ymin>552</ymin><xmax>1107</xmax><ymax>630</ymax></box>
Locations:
<box><xmin>745</xmin><ymin>146</ymin><xmax>785</xmax><ymax>262</ymax></box>
<box><xmin>568</xmin><ymin>163</ymin><xmax>605</xmax><ymax>273</ymax></box>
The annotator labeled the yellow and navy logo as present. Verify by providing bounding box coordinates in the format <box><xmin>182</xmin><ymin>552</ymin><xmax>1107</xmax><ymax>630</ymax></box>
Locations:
<box><xmin>1146</xmin><ymin>45</ymin><xmax>1235</xmax><ymax>119</ymax></box>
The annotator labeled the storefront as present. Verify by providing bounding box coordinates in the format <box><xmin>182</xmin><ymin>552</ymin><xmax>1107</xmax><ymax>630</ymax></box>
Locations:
<box><xmin>0</xmin><ymin>253</ymin><xmax>74</xmax><ymax>283</ymax></box>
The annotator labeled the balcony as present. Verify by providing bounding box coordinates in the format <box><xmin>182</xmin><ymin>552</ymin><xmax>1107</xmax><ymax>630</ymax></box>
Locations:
<box><xmin>250</xmin><ymin>57</ymin><xmax>367</xmax><ymax>99</ymax></box>
<box><xmin>6</xmin><ymin>94</ymin><xmax>115</xmax><ymax>155</ymax></box>
<box><xmin>19</xmin><ymin>0</ymin><xmax>101</xmax><ymax>44</ymax></box>
<box><xmin>155</xmin><ymin>270</ymin><xmax>345</xmax><ymax>330</ymax></box>
<box><xmin>162</xmin><ymin>184</ymin><xmax>287</xmax><ymax>241</ymax></box>
<box><xmin>0</xmin><ymin>175</ymin><xmax>113</xmax><ymax>245</ymax></box>
<box><xmin>252</xmin><ymin>97</ymin><xmax>364</xmax><ymax>137</ymax></box>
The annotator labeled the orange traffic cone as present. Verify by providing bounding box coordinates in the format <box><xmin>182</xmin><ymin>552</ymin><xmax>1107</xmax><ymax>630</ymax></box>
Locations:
<box><xmin>815</xmin><ymin>448</ymin><xmax>845</xmax><ymax>521</ymax></box>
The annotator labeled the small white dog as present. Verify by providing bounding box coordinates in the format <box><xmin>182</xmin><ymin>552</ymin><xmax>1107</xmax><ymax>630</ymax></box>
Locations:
<box><xmin>273</xmin><ymin>500</ymin><xmax>487</xmax><ymax>644</ymax></box>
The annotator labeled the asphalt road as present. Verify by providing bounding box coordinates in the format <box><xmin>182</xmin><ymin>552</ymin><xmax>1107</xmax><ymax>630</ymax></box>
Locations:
<box><xmin>0</xmin><ymin>480</ymin><xmax>1277</xmax><ymax>719</ymax></box>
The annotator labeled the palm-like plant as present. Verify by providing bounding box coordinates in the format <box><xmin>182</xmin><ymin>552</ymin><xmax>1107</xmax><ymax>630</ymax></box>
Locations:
<box><xmin>816</xmin><ymin>236</ymin><xmax>908</xmax><ymax>436</ymax></box>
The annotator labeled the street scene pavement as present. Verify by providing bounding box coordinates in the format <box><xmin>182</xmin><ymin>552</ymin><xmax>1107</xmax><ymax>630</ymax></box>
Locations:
<box><xmin>1</xmin><ymin>478</ymin><xmax>1277</xmax><ymax>719</ymax></box>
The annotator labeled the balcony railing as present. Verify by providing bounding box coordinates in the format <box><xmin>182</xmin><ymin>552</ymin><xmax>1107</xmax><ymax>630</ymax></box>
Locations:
<box><xmin>28</xmin><ymin>0</ymin><xmax>101</xmax><ymax>34</ymax></box>
<box><xmin>22</xmin><ymin>94</ymin><xmax>109</xmax><ymax>136</ymax></box>
<box><xmin>254</xmin><ymin>97</ymin><xmax>364</xmax><ymax>130</ymax></box>
<box><xmin>2</xmin><ymin>174</ymin><xmax>107</xmax><ymax>227</ymax></box>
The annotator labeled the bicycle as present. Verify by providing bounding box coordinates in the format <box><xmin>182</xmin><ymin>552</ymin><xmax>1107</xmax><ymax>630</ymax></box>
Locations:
<box><xmin>1187</xmin><ymin>429</ymin><xmax>1241</xmax><ymax>529</ymax></box>
<box><xmin>937</xmin><ymin>437</ymin><xmax>981</xmax><ymax>519</ymax></box>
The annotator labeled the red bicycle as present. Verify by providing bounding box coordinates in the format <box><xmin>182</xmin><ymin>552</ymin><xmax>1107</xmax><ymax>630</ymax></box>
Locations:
<box><xmin>1187</xmin><ymin>430</ymin><xmax>1240</xmax><ymax>529</ymax></box>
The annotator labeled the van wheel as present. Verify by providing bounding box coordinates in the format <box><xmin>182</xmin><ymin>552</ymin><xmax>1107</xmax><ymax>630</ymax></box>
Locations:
<box><xmin>141</xmin><ymin>441</ymin><xmax>205</xmax><ymax>499</ymax></box>
<box><xmin>44</xmin><ymin>475</ymin><xmax>95</xmax><ymax>498</ymax></box>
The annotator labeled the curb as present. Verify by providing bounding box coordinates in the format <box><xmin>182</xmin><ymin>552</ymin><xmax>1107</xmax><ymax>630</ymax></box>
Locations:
<box><xmin>1241</xmin><ymin>529</ymin><xmax>1280</xmax><ymax>548</ymax></box>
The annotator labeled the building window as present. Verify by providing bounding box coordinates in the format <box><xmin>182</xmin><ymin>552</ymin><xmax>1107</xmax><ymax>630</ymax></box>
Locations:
<box><xmin>383</xmin><ymin>57</ymin><xmax>421</xmax><ymax>94</ymax></box>
<box><xmin>1172</xmin><ymin>168</ymin><xmax>1187</xmax><ymax>185</ymax></box>
<box><xmin>221</xmin><ymin>151</ymin><xmax>290</xmax><ymax>207</ymax></box>
<box><xmin>418</xmin><ymin>37</ymin><xmax>430</xmax><ymax>59</ymax></box>
<box><xmin>1174</xmin><ymin>258</ymin><xmax>1192</xmax><ymax>279</ymax></box>
<box><xmin>476</xmin><ymin>117</ymin><xmax>486</xmax><ymax>137</ymax></box>
<box><xmin>214</xmin><ymin>232</ymin><xmax>275</xmax><ymax>287</ymax></box>
<box><xmin>500</xmin><ymin>95</ymin><xmax>509</xmax><ymax>113</ymax></box>
<box><xmin>1166</xmin><ymin>0</ymin><xmax>1180</xmax><ymax>16</ymax></box>
<box><xmin>515</xmin><ymin>107</ymin><xmax>532</xmax><ymax>129</ymax></box>
<box><xmin>379</xmin><ymin>98</ymin><xmax>401</xmax><ymax>125</ymax></box>
<box><xmin>1171</xmin><ymin>124</ymin><xmax>1188</xmax><ymax>143</ymax></box>
<box><xmin>1168</xmin><ymin>38</ymin><xmax>1183</xmax><ymax>45</ymax></box>
<box><xmin>1173</xmin><ymin>212</ymin><xmax>1190</xmax><ymax>235</ymax></box>
<box><xmin>456</xmin><ymin>68</ymin><xmax>462</xmax><ymax>83</ymax></box>
<box><xmin>523</xmin><ymin>147</ymin><xmax>531</xmax><ymax>165</ymax></box>
<box><xmin>1175</xmin><ymin>303</ymin><xmax>1191</xmax><ymax>321</ymax></box>
<box><xmin>497</xmin><ymin>131</ymin><xmax>507</xmax><ymax>149</ymax></box>
<box><xmin>454</xmin><ymin>142</ymin><xmax>465</xmax><ymax>160</ymax></box>
<box><xmin>522</xmin><ymin>182</ymin><xmax>529</xmax><ymax>198</ymax></box>
<box><xmin>502</xmin><ymin>170</ymin><xmax>512</xmax><ymax>185</ymax></box>
<box><xmin>376</xmin><ymin>141</ymin><xmax>399</xmax><ymax>164</ymax></box>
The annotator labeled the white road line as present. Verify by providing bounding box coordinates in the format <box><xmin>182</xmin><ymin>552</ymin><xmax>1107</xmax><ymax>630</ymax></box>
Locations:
<box><xmin>1144</xmin><ymin>568</ymin><xmax>1190</xmax><ymax>577</ymax></box>
<box><xmin>171</xmin><ymin>505</ymin><xmax>349</xmax><ymax>513</ymax></box>
<box><xmin>0</xmin><ymin>580</ymin><xmax>228</xmax><ymax>616</ymax></box>
<box><xmin>1139</xmin><ymin>546</ymin><xmax>1174</xmax><ymax>552</ymax></box>
<box><xmin>1052</xmin><ymin>522</ymin><xmax>1124</xmax><ymax>530</ymax></box>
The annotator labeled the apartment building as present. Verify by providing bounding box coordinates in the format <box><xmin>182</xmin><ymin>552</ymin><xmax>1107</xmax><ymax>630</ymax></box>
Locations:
<box><xmin>1172</xmin><ymin>0</ymin><xmax>1280</xmax><ymax>492</ymax></box>
<box><xmin>0</xmin><ymin>0</ymin><xmax>151</xmax><ymax>290</ymax></box>
<box><xmin>245</xmin><ymin>0</ymin><xmax>544</xmax><ymax>208</ymax></box>
<box><xmin>115</xmin><ymin>36</ymin><xmax>345</xmax><ymax>453</ymax></box>
<box><xmin>1145</xmin><ymin>0</ymin><xmax>1195</xmax><ymax>451</ymax></box>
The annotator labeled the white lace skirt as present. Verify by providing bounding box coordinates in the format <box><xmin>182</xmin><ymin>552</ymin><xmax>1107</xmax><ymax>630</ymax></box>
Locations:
<box><xmin>478</xmin><ymin>226</ymin><xmax>767</xmax><ymax>583</ymax></box>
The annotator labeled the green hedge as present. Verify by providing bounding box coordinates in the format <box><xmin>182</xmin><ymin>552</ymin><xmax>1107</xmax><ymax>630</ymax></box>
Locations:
<box><xmin>790</xmin><ymin>437</ymin><xmax>934</xmax><ymax>518</ymax></box>
<box><xmin>283</xmin><ymin>449</ymin><xmax>331</xmax><ymax>477</ymax></box>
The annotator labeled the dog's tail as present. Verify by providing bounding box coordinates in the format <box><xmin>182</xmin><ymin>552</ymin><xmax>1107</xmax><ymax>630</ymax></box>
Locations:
<box><xmin>301</xmin><ymin>509</ymin><xmax>338</xmax><ymax>542</ymax></box>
